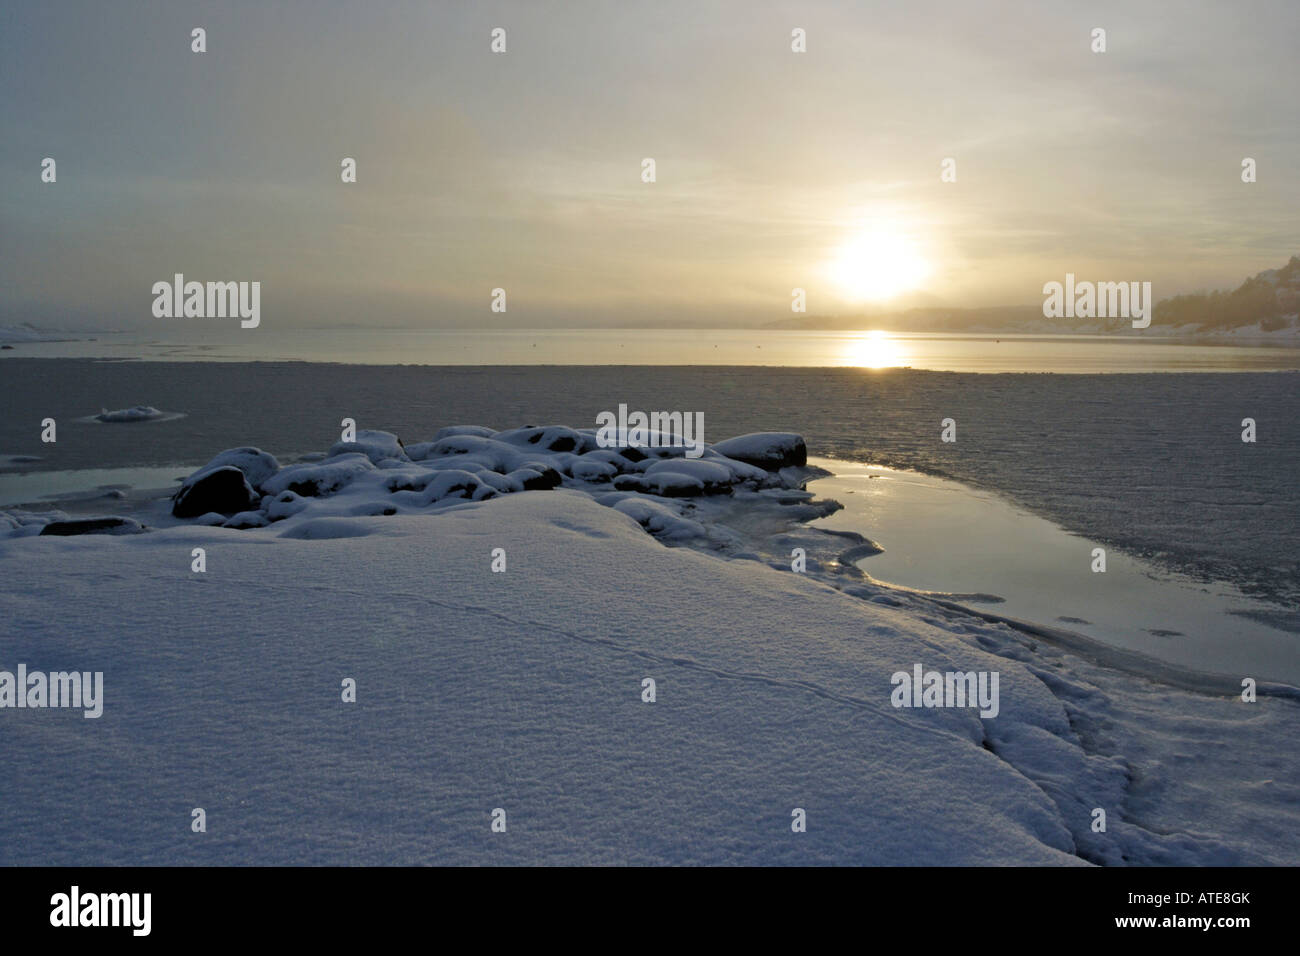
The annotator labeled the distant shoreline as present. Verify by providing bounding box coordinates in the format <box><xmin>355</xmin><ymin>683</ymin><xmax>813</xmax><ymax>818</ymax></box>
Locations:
<box><xmin>2</xmin><ymin>329</ymin><xmax>1299</xmax><ymax>372</ymax></box>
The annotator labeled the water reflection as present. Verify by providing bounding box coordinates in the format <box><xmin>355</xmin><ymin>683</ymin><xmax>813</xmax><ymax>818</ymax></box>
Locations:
<box><xmin>841</xmin><ymin>330</ymin><xmax>910</xmax><ymax>369</ymax></box>
<box><xmin>4</xmin><ymin>328</ymin><xmax>1300</xmax><ymax>372</ymax></box>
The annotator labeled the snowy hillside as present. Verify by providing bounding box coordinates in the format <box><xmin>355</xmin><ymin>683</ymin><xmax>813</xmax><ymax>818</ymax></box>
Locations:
<box><xmin>1152</xmin><ymin>255</ymin><xmax>1300</xmax><ymax>335</ymax></box>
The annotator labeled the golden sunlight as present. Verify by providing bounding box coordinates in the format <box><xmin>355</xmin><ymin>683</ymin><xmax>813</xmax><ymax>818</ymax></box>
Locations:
<box><xmin>827</xmin><ymin>228</ymin><xmax>933</xmax><ymax>302</ymax></box>
<box><xmin>842</xmin><ymin>329</ymin><xmax>909</xmax><ymax>369</ymax></box>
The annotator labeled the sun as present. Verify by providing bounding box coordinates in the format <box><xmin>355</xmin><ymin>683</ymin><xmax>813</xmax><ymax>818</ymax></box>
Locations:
<box><xmin>827</xmin><ymin>228</ymin><xmax>933</xmax><ymax>302</ymax></box>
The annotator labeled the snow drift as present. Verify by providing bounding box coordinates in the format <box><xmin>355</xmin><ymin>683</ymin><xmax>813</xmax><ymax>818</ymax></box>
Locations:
<box><xmin>0</xmin><ymin>425</ymin><xmax>1295</xmax><ymax>865</ymax></box>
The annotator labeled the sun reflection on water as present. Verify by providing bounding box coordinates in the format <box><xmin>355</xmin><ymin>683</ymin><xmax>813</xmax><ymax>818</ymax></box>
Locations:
<box><xmin>842</xmin><ymin>330</ymin><xmax>909</xmax><ymax>368</ymax></box>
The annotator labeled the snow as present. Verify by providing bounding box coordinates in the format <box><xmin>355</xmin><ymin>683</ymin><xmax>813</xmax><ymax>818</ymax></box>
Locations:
<box><xmin>190</xmin><ymin>447</ymin><xmax>281</xmax><ymax>488</ymax></box>
<box><xmin>222</xmin><ymin>510</ymin><xmax>269</xmax><ymax>530</ymax></box>
<box><xmin>602</xmin><ymin>493</ymin><xmax>709</xmax><ymax>542</ymax></box>
<box><xmin>129</xmin><ymin>429</ymin><xmax>799</xmax><ymax>535</ymax></box>
<box><xmin>327</xmin><ymin>429</ymin><xmax>407</xmax><ymax>464</ymax></box>
<box><xmin>0</xmin><ymin>426</ymin><xmax>1296</xmax><ymax>865</ymax></box>
<box><xmin>432</xmin><ymin>425</ymin><xmax>497</xmax><ymax>440</ymax></box>
<box><xmin>93</xmin><ymin>405</ymin><xmax>171</xmax><ymax>423</ymax></box>
<box><xmin>569</xmin><ymin>458</ymin><xmax>618</xmax><ymax>482</ymax></box>
<box><xmin>616</xmin><ymin>469</ymin><xmax>706</xmax><ymax>496</ymax></box>
<box><xmin>711</xmin><ymin>432</ymin><xmax>807</xmax><ymax>468</ymax></box>
<box><xmin>259</xmin><ymin>453</ymin><xmax>378</xmax><ymax>499</ymax></box>
<box><xmin>1</xmin><ymin>509</ymin><xmax>67</xmax><ymax>535</ymax></box>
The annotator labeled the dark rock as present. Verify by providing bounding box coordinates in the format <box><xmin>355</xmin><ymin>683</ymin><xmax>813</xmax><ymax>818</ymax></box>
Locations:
<box><xmin>172</xmin><ymin>465</ymin><xmax>259</xmax><ymax>518</ymax></box>
<box><xmin>385</xmin><ymin>475</ymin><xmax>428</xmax><ymax>493</ymax></box>
<box><xmin>40</xmin><ymin>517</ymin><xmax>143</xmax><ymax>536</ymax></box>
<box><xmin>516</xmin><ymin>467</ymin><xmax>562</xmax><ymax>490</ymax></box>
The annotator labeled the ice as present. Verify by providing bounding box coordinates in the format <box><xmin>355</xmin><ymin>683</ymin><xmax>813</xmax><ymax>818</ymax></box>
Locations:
<box><xmin>94</xmin><ymin>405</ymin><xmax>170</xmax><ymax>423</ymax></box>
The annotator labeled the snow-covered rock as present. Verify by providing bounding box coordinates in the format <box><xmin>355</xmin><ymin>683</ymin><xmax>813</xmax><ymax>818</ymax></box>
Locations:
<box><xmin>260</xmin><ymin>453</ymin><xmax>377</xmax><ymax>498</ymax></box>
<box><xmin>570</xmin><ymin>458</ymin><xmax>619</xmax><ymax>482</ymax></box>
<box><xmin>326</xmin><ymin>429</ymin><xmax>408</xmax><ymax>465</ymax></box>
<box><xmin>607</xmin><ymin>494</ymin><xmax>709</xmax><ymax>541</ymax></box>
<box><xmin>264</xmin><ymin>490</ymin><xmax>310</xmax><ymax>520</ymax></box>
<box><xmin>493</xmin><ymin>425</ymin><xmax>595</xmax><ymax>454</ymax></box>
<box><xmin>222</xmin><ymin>510</ymin><xmax>270</xmax><ymax>529</ymax></box>
<box><xmin>154</xmin><ymin>425</ymin><xmax>818</xmax><ymax>530</ymax></box>
<box><xmin>189</xmin><ymin>447</ymin><xmax>280</xmax><ymax>489</ymax></box>
<box><xmin>509</xmin><ymin>466</ymin><xmax>563</xmax><ymax>490</ymax></box>
<box><xmin>432</xmin><ymin>425</ymin><xmax>497</xmax><ymax>441</ymax></box>
<box><xmin>711</xmin><ymin>432</ymin><xmax>808</xmax><ymax>469</ymax></box>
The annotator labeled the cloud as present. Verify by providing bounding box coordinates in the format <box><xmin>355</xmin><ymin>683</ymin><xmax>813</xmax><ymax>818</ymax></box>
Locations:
<box><xmin>2</xmin><ymin>0</ymin><xmax>1297</xmax><ymax>328</ymax></box>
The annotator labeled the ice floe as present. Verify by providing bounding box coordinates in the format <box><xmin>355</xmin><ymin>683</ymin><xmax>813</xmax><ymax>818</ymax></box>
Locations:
<box><xmin>81</xmin><ymin>406</ymin><xmax>185</xmax><ymax>424</ymax></box>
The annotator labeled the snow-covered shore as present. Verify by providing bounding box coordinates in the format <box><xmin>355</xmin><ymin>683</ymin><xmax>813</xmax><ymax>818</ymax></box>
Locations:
<box><xmin>6</xmin><ymin>360</ymin><xmax>1295</xmax><ymax>609</ymax></box>
<box><xmin>0</xmin><ymin>427</ymin><xmax>1296</xmax><ymax>865</ymax></box>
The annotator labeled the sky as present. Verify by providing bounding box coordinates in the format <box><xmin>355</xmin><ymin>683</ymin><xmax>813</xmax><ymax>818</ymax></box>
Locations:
<box><xmin>2</xmin><ymin>0</ymin><xmax>1298</xmax><ymax>330</ymax></box>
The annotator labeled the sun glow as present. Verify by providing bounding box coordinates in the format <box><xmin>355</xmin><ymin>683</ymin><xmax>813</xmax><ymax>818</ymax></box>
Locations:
<box><xmin>827</xmin><ymin>228</ymin><xmax>933</xmax><ymax>302</ymax></box>
<box><xmin>843</xmin><ymin>329</ymin><xmax>908</xmax><ymax>369</ymax></box>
